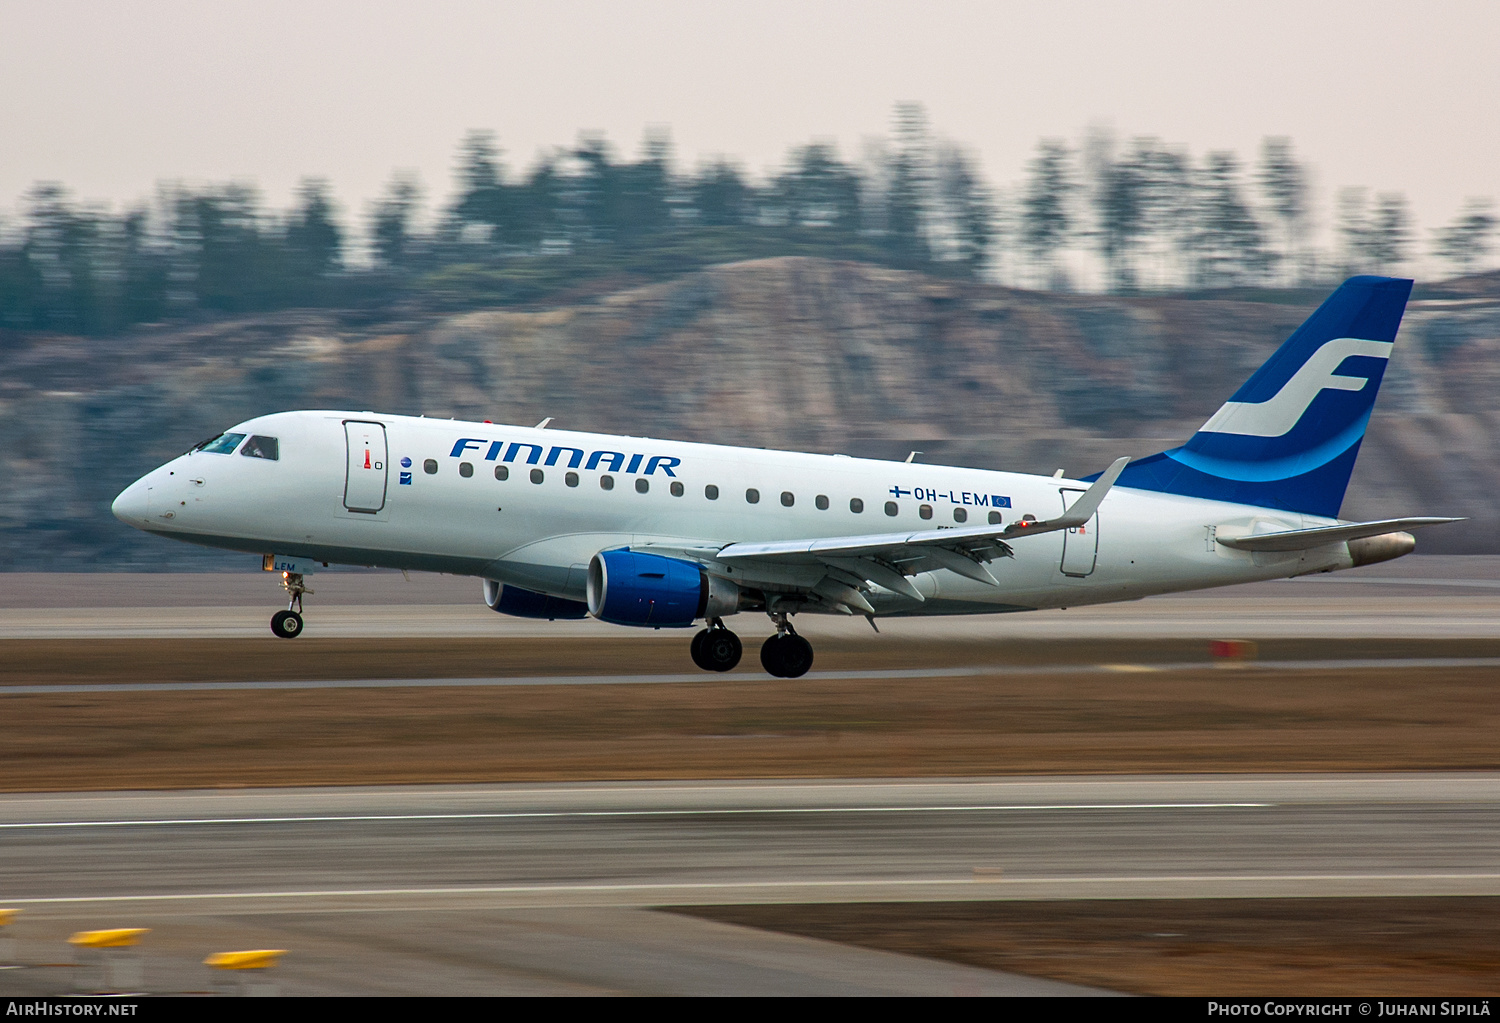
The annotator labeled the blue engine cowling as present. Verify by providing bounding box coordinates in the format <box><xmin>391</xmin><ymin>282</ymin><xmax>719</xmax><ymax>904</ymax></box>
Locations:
<box><xmin>483</xmin><ymin>579</ymin><xmax>590</xmax><ymax>620</ymax></box>
<box><xmin>586</xmin><ymin>549</ymin><xmax>738</xmax><ymax>628</ymax></box>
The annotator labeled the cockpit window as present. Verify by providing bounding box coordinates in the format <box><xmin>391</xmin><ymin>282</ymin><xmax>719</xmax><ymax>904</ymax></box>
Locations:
<box><xmin>194</xmin><ymin>432</ymin><xmax>246</xmax><ymax>455</ymax></box>
<box><xmin>240</xmin><ymin>435</ymin><xmax>279</xmax><ymax>461</ymax></box>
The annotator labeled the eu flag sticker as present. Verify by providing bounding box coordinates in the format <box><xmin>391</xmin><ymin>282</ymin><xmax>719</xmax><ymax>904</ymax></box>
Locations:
<box><xmin>991</xmin><ymin>495</ymin><xmax>1011</xmax><ymax>508</ymax></box>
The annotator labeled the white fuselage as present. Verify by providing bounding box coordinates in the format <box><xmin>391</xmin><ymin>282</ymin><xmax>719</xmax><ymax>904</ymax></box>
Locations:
<box><xmin>112</xmin><ymin>410</ymin><xmax>1355</xmax><ymax>618</ymax></box>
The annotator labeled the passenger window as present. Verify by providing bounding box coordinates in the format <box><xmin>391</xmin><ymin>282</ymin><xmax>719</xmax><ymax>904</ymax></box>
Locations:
<box><xmin>423</xmin><ymin>459</ymin><xmax>438</xmax><ymax>474</ymax></box>
<box><xmin>459</xmin><ymin>462</ymin><xmax>474</xmax><ymax>478</ymax></box>
<box><xmin>636</xmin><ymin>478</ymin><xmax>649</xmax><ymax>494</ymax></box>
<box><xmin>850</xmin><ymin>498</ymin><xmax>864</xmax><ymax>513</ymax></box>
<box><xmin>530</xmin><ymin>469</ymin><xmax>544</xmax><ymax>484</ymax></box>
<box><xmin>746</xmin><ymin>488</ymin><xmax>760</xmax><ymax>504</ymax></box>
<box><xmin>240</xmin><ymin>435</ymin><xmax>279</xmax><ymax>460</ymax></box>
<box><xmin>705</xmin><ymin>485</ymin><xmax>719</xmax><ymax>500</ymax></box>
<box><xmin>919</xmin><ymin>504</ymin><xmax>933</xmax><ymax>520</ymax></box>
<box><xmin>670</xmin><ymin>481</ymin><xmax>684</xmax><ymax>497</ymax></box>
<box><xmin>884</xmin><ymin>501</ymin><xmax>898</xmax><ymax>517</ymax></box>
<box><xmin>953</xmin><ymin>507</ymin><xmax>968</xmax><ymax>523</ymax></box>
<box><xmin>196</xmin><ymin>432</ymin><xmax>246</xmax><ymax>455</ymax></box>
<box><xmin>988</xmin><ymin>510</ymin><xmax>1003</xmax><ymax>525</ymax></box>
<box><xmin>565</xmin><ymin>471</ymin><xmax>579</xmax><ymax>487</ymax></box>
<box><xmin>815</xmin><ymin>495</ymin><xmax>829</xmax><ymax>510</ymax></box>
<box><xmin>494</xmin><ymin>465</ymin><xmax>509</xmax><ymax>481</ymax></box>
<box><xmin>600</xmin><ymin>475</ymin><xmax>615</xmax><ymax>490</ymax></box>
<box><xmin>780</xmin><ymin>491</ymin><xmax>794</xmax><ymax>507</ymax></box>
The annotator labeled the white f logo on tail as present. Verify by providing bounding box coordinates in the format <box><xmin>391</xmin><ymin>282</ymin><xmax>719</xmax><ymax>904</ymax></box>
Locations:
<box><xmin>1198</xmin><ymin>337</ymin><xmax>1393</xmax><ymax>438</ymax></box>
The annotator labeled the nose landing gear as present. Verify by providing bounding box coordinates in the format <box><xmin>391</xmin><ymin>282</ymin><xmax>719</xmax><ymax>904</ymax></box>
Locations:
<box><xmin>270</xmin><ymin>572</ymin><xmax>312</xmax><ymax>639</ymax></box>
<box><xmin>690</xmin><ymin>619</ymin><xmax>743</xmax><ymax>671</ymax></box>
<box><xmin>760</xmin><ymin>613</ymin><xmax>814</xmax><ymax>678</ymax></box>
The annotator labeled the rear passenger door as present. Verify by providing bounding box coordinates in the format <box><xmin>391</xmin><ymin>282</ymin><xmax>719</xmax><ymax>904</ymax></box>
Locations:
<box><xmin>1059</xmin><ymin>487</ymin><xmax>1099</xmax><ymax>577</ymax></box>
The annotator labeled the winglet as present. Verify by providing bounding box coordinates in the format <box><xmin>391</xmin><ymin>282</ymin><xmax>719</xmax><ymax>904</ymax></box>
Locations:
<box><xmin>999</xmin><ymin>456</ymin><xmax>1129</xmax><ymax>541</ymax></box>
<box><xmin>1056</xmin><ymin>457</ymin><xmax>1129</xmax><ymax>527</ymax></box>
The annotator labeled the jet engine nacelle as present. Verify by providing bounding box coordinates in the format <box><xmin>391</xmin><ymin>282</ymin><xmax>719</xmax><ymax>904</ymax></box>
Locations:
<box><xmin>483</xmin><ymin>579</ymin><xmax>589</xmax><ymax>620</ymax></box>
<box><xmin>586</xmin><ymin>549</ymin><xmax>740</xmax><ymax>628</ymax></box>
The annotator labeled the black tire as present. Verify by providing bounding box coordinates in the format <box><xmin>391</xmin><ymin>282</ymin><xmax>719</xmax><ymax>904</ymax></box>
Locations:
<box><xmin>760</xmin><ymin>634</ymin><xmax>790</xmax><ymax>677</ymax></box>
<box><xmin>702</xmin><ymin>629</ymin><xmax>742</xmax><ymax>672</ymax></box>
<box><xmin>271</xmin><ymin>609</ymin><xmax>304</xmax><ymax>638</ymax></box>
<box><xmin>778</xmin><ymin>634</ymin><xmax>814</xmax><ymax>678</ymax></box>
<box><xmin>689</xmin><ymin>628</ymin><xmax>711</xmax><ymax>671</ymax></box>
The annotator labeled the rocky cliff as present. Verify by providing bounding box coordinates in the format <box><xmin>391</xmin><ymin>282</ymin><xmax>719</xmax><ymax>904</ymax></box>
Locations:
<box><xmin>3</xmin><ymin>257</ymin><xmax>1497</xmax><ymax>568</ymax></box>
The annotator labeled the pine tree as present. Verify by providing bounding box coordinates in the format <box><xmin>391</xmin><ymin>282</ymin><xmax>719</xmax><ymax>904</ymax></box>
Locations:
<box><xmin>1365</xmin><ymin>192</ymin><xmax>1411</xmax><ymax>273</ymax></box>
<box><xmin>1336</xmin><ymin>187</ymin><xmax>1371</xmax><ymax>275</ymax></box>
<box><xmin>370</xmin><ymin>174</ymin><xmax>421</xmax><ymax>270</ymax></box>
<box><xmin>691</xmin><ymin>161</ymin><xmax>753</xmax><ymax>228</ymax></box>
<box><xmin>1257</xmin><ymin>137</ymin><xmax>1308</xmax><ymax>285</ymax></box>
<box><xmin>1093</xmin><ymin>148</ymin><xmax>1146</xmax><ymax>293</ymax></box>
<box><xmin>285</xmin><ymin>179</ymin><xmax>343</xmax><ymax>280</ymax></box>
<box><xmin>1021</xmin><ymin>139</ymin><xmax>1075</xmax><ymax>288</ymax></box>
<box><xmin>934</xmin><ymin>143</ymin><xmax>996</xmax><ymax>278</ymax></box>
<box><xmin>1190</xmin><ymin>152</ymin><xmax>1268</xmax><ymax>287</ymax></box>
<box><xmin>1433</xmin><ymin>198</ymin><xmax>1498</xmax><ymax>276</ymax></box>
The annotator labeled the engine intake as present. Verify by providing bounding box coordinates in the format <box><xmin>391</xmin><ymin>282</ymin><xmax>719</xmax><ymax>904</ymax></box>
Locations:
<box><xmin>587</xmin><ymin>549</ymin><xmax>739</xmax><ymax>627</ymax></box>
<box><xmin>483</xmin><ymin>579</ymin><xmax>589</xmax><ymax>620</ymax></box>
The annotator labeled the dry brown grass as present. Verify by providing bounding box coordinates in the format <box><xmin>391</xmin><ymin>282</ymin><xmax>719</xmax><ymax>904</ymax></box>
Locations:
<box><xmin>678</xmin><ymin>898</ymin><xmax>1500</xmax><ymax>996</ymax></box>
<box><xmin>1</xmin><ymin>637</ymin><xmax>1497</xmax><ymax>791</ymax></box>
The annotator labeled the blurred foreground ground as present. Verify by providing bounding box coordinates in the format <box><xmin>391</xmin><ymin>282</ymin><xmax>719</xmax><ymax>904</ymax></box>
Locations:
<box><xmin>681</xmin><ymin>898</ymin><xmax>1500</xmax><ymax>997</ymax></box>
<box><xmin>1</xmin><ymin>557</ymin><xmax>1496</xmax><ymax>996</ymax></box>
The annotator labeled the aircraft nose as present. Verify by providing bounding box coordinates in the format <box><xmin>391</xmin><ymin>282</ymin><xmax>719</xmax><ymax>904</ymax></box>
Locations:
<box><xmin>111</xmin><ymin>478</ymin><xmax>151</xmax><ymax>528</ymax></box>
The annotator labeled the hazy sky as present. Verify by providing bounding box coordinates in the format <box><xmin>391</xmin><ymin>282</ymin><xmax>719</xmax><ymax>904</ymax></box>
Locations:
<box><xmin>3</xmin><ymin>0</ymin><xmax>1497</xmax><ymax>258</ymax></box>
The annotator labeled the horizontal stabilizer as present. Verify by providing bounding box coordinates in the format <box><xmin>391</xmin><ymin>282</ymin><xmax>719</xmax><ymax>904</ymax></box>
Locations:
<box><xmin>1216</xmin><ymin>517</ymin><xmax>1463</xmax><ymax>552</ymax></box>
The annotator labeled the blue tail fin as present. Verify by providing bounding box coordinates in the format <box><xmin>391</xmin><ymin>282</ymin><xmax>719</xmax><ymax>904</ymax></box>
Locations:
<box><xmin>1106</xmin><ymin>276</ymin><xmax>1412</xmax><ymax>518</ymax></box>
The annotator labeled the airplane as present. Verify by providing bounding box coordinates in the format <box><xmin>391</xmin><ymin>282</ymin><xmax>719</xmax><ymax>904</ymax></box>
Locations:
<box><xmin>111</xmin><ymin>275</ymin><xmax>1459</xmax><ymax>677</ymax></box>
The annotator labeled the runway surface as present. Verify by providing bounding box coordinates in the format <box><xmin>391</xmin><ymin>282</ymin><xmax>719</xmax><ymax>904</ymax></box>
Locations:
<box><xmin>4</xmin><ymin>555</ymin><xmax>1499</xmax><ymax>639</ymax></box>
<box><xmin>5</xmin><ymin>775</ymin><xmax>1498</xmax><ymax>912</ymax></box>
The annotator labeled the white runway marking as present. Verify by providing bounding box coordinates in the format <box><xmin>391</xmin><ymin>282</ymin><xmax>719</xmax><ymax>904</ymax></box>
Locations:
<box><xmin>3</xmin><ymin>657</ymin><xmax>1498</xmax><ymax>695</ymax></box>
<box><xmin>11</xmin><ymin>873</ymin><xmax>1500</xmax><ymax>907</ymax></box>
<box><xmin>0</xmin><ymin>802</ymin><xmax>1272</xmax><ymax>828</ymax></box>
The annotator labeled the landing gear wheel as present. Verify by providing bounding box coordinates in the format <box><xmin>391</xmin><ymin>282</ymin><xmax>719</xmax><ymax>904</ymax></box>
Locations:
<box><xmin>702</xmin><ymin>628</ymin><xmax>742</xmax><ymax>672</ymax></box>
<box><xmin>691</xmin><ymin>627</ymin><xmax>742</xmax><ymax>671</ymax></box>
<box><xmin>271</xmin><ymin>609</ymin><xmax>304</xmax><ymax>638</ymax></box>
<box><xmin>760</xmin><ymin>633</ymin><xmax>814</xmax><ymax>678</ymax></box>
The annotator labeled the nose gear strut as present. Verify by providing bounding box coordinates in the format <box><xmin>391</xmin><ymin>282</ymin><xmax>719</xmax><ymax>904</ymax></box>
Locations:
<box><xmin>270</xmin><ymin>571</ymin><xmax>312</xmax><ymax>638</ymax></box>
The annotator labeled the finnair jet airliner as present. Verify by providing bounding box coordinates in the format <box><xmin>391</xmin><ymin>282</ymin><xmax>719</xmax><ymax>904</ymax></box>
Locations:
<box><xmin>113</xmin><ymin>276</ymin><xmax>1457</xmax><ymax>677</ymax></box>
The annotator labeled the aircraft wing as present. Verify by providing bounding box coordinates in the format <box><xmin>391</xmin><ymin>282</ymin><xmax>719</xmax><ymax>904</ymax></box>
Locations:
<box><xmin>699</xmin><ymin>457</ymin><xmax>1131</xmax><ymax>606</ymax></box>
<box><xmin>1216</xmin><ymin>516</ymin><xmax>1463</xmax><ymax>552</ymax></box>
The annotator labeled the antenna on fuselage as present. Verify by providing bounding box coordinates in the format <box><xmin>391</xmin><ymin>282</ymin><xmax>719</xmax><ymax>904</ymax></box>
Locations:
<box><xmin>535</xmin><ymin>417</ymin><xmax>553</xmax><ymax>430</ymax></box>
<box><xmin>904</xmin><ymin>451</ymin><xmax>922</xmax><ymax>463</ymax></box>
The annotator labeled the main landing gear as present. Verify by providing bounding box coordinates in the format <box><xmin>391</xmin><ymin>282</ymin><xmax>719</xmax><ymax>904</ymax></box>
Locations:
<box><xmin>690</xmin><ymin>619</ymin><xmax>742</xmax><ymax>671</ymax></box>
<box><xmin>687</xmin><ymin>615</ymin><xmax>814</xmax><ymax>678</ymax></box>
<box><xmin>759</xmin><ymin>612</ymin><xmax>814</xmax><ymax>678</ymax></box>
<box><xmin>270</xmin><ymin>572</ymin><xmax>312</xmax><ymax>639</ymax></box>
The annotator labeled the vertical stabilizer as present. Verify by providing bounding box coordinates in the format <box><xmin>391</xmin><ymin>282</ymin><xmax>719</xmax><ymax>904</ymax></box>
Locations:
<box><xmin>1103</xmin><ymin>276</ymin><xmax>1412</xmax><ymax>517</ymax></box>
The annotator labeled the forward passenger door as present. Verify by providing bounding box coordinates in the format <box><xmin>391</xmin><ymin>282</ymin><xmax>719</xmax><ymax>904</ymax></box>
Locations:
<box><xmin>344</xmin><ymin>421</ymin><xmax>388</xmax><ymax>513</ymax></box>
